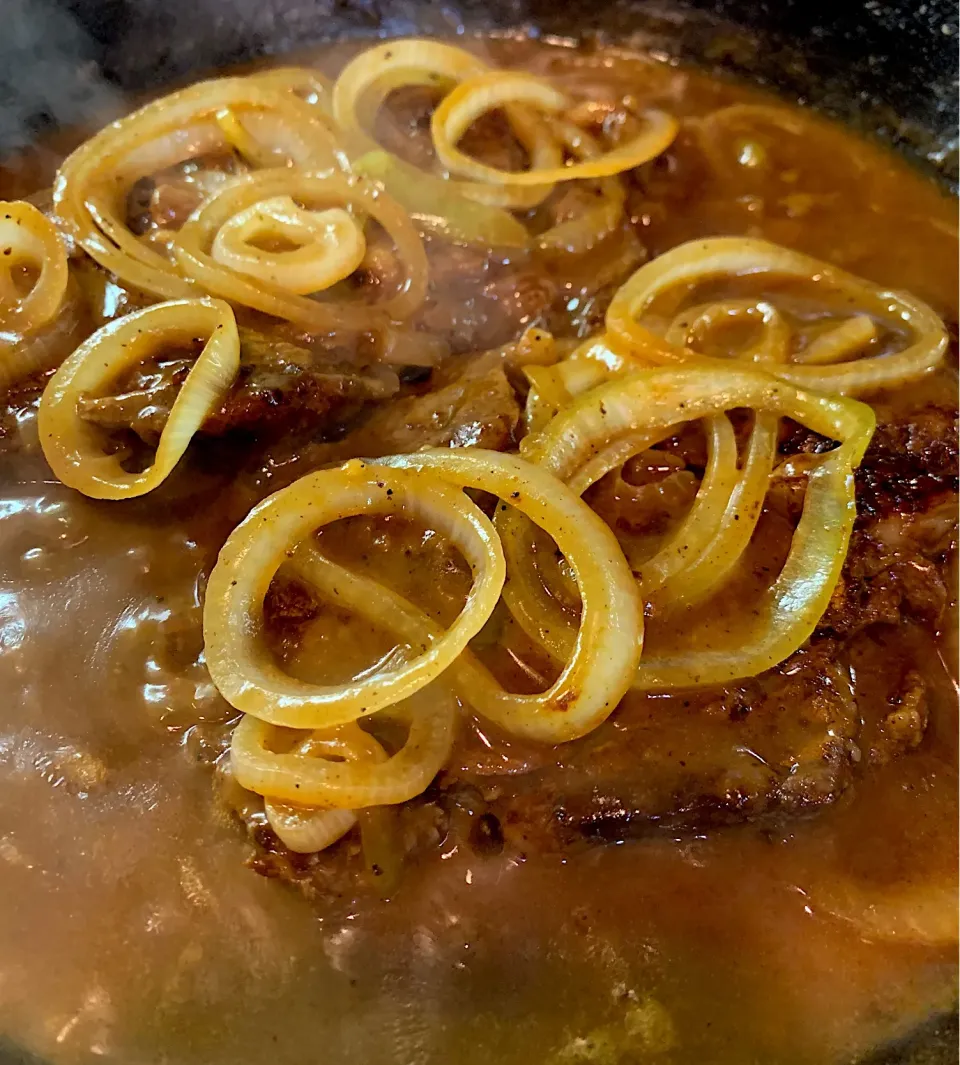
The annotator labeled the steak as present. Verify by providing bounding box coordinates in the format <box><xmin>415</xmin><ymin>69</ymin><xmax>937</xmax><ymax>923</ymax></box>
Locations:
<box><xmin>76</xmin><ymin>327</ymin><xmax>399</xmax><ymax>441</ymax></box>
<box><xmin>232</xmin><ymin>400</ymin><xmax>957</xmax><ymax>875</ymax></box>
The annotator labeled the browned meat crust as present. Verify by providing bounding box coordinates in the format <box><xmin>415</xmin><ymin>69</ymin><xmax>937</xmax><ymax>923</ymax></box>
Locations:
<box><xmin>415</xmin><ymin>250</ymin><xmax>557</xmax><ymax>354</ymax></box>
<box><xmin>479</xmin><ymin>640</ymin><xmax>862</xmax><ymax>847</ymax></box>
<box><xmin>348</xmin><ymin>352</ymin><xmax>521</xmax><ymax>453</ymax></box>
<box><xmin>524</xmin><ymin>406</ymin><xmax>956</xmax><ymax>843</ymax></box>
<box><xmin>856</xmin><ymin>404</ymin><xmax>958</xmax><ymax>519</ymax></box>
<box><xmin>262</xmin><ymin>575</ymin><xmax>322</xmax><ymax>660</ymax></box>
<box><xmin>125</xmin><ymin>151</ymin><xmax>247</xmax><ymax>235</ymax></box>
<box><xmin>233</xmin><ymin>351</ymin><xmax>523</xmax><ymax>511</ymax></box>
<box><xmin>818</xmin><ymin>529</ymin><xmax>948</xmax><ymax>640</ymax></box>
<box><xmin>867</xmin><ymin>668</ymin><xmax>929</xmax><ymax>767</ymax></box>
<box><xmin>76</xmin><ymin>328</ymin><xmax>399</xmax><ymax>441</ymax></box>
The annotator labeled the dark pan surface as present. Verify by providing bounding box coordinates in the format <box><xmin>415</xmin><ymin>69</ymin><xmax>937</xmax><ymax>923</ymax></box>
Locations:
<box><xmin>0</xmin><ymin>0</ymin><xmax>955</xmax><ymax>182</ymax></box>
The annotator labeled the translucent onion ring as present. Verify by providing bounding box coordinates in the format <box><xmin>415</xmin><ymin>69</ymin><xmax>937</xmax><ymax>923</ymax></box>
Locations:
<box><xmin>332</xmin><ymin>38</ymin><xmax>488</xmax><ymax>156</ymax></box>
<box><xmin>521</xmin><ymin>365</ymin><xmax>876</xmax><ymax>688</ymax></box>
<box><xmin>354</xmin><ymin>150</ymin><xmax>530</xmax><ymax>249</ymax></box>
<box><xmin>626</xmin><ymin>416</ymin><xmax>740</xmax><ymax>598</ymax></box>
<box><xmin>634</xmin><ymin>295</ymin><xmax>882</xmax><ymax>610</ymax></box>
<box><xmin>174</xmin><ymin>169</ymin><xmax>428</xmax><ymax>330</ymax></box>
<box><xmin>665</xmin><ymin>298</ymin><xmax>791</xmax><ymax>365</ymax></box>
<box><xmin>232</xmin><ymin>686</ymin><xmax>456</xmax><ymax>808</ymax></box>
<box><xmin>626</xmin><ymin>297</ymin><xmax>877</xmax><ymax>611</ymax></box>
<box><xmin>661</xmin><ymin>412</ymin><xmax>777</xmax><ymax>611</ymax></box>
<box><xmin>331</xmin><ymin>38</ymin><xmax>561</xmax><ymax>210</ymax></box>
<box><xmin>653</xmin><ymin>298</ymin><xmax>784</xmax><ymax>609</ymax></box>
<box><xmin>38</xmin><ymin>298</ymin><xmax>240</xmax><ymax>500</ymax></box>
<box><xmin>258</xmin><ymin>722</ymin><xmax>382</xmax><ymax>847</ymax></box>
<box><xmin>534</xmin><ymin>120</ymin><xmax>627</xmax><ymax>255</ymax></box>
<box><xmin>795</xmin><ymin>314</ymin><xmax>878</xmax><ymax>365</ymax></box>
<box><xmin>246</xmin><ymin>66</ymin><xmax>333</xmax><ymax>111</ymax></box>
<box><xmin>54</xmin><ymin>76</ymin><xmax>346</xmax><ymax>300</ymax></box>
<box><xmin>500</xmin><ymin>416</ymin><xmax>724</xmax><ymax>660</ymax></box>
<box><xmin>203</xmin><ymin>460</ymin><xmax>506</xmax><ymax>730</ymax></box>
<box><xmin>0</xmin><ymin>277</ymin><xmax>89</xmax><ymax>395</ymax></box>
<box><xmin>605</xmin><ymin>237</ymin><xmax>947</xmax><ymax>394</ymax></box>
<box><xmin>690</xmin><ymin>103</ymin><xmax>806</xmax><ymax>178</ymax></box>
<box><xmin>372</xmin><ymin>449</ymin><xmax>643</xmax><ymax>743</ymax></box>
<box><xmin>0</xmin><ymin>201</ymin><xmax>69</xmax><ymax>337</ymax></box>
<box><xmin>290</xmin><ymin>527</ymin><xmax>637</xmax><ymax>747</ymax></box>
<box><xmin>521</xmin><ymin>337</ymin><xmax>622</xmax><ymax>439</ymax></box>
<box><xmin>265</xmin><ymin>805</ymin><xmax>357</xmax><ymax>853</ymax></box>
<box><xmin>523</xmin><ymin>364</ymin><xmax>575</xmax><ymax>436</ymax></box>
<box><xmin>519</xmin><ymin>300</ymin><xmax>786</xmax><ymax>624</ymax></box>
<box><xmin>215</xmin><ymin>109</ymin><xmax>288</xmax><ymax>168</ymax></box>
<box><xmin>431</xmin><ymin>70</ymin><xmax>678</xmax><ymax>186</ymax></box>
<box><xmin>210</xmin><ymin>196</ymin><xmax>366</xmax><ymax>295</ymax></box>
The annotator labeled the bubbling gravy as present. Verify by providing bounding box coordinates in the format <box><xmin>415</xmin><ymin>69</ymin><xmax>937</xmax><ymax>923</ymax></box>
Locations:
<box><xmin>0</xmin><ymin>35</ymin><xmax>957</xmax><ymax>1065</ymax></box>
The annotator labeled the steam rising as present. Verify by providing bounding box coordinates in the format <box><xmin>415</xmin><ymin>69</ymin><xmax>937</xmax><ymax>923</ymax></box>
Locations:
<box><xmin>0</xmin><ymin>0</ymin><xmax>120</xmax><ymax>155</ymax></box>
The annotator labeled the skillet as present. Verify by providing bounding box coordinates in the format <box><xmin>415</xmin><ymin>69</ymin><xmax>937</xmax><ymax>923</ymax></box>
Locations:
<box><xmin>0</xmin><ymin>1</ymin><xmax>955</xmax><ymax>1062</ymax></box>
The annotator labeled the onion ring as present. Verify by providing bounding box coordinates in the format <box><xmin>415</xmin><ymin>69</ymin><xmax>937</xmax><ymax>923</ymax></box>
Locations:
<box><xmin>38</xmin><ymin>298</ymin><xmax>240</xmax><ymax>500</ymax></box>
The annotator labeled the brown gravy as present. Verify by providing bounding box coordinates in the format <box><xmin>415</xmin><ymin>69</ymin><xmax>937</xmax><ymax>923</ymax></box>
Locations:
<box><xmin>0</xmin><ymin>35</ymin><xmax>956</xmax><ymax>1065</ymax></box>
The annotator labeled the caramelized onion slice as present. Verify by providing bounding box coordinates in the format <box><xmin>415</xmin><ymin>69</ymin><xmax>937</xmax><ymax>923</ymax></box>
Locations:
<box><xmin>332</xmin><ymin>38</ymin><xmax>488</xmax><ymax>157</ymax></box>
<box><xmin>290</xmin><ymin>529</ymin><xmax>637</xmax><ymax>748</ymax></box>
<box><xmin>0</xmin><ymin>200</ymin><xmax>69</xmax><ymax>337</ymax></box>
<box><xmin>54</xmin><ymin>75</ymin><xmax>346</xmax><ymax>300</ymax></box>
<box><xmin>246</xmin><ymin>66</ymin><xmax>333</xmax><ymax>111</ymax></box>
<box><xmin>175</xmin><ymin>169</ymin><xmax>427</xmax><ymax>329</ymax></box>
<box><xmin>534</xmin><ymin>120</ymin><xmax>627</xmax><ymax>255</ymax></box>
<box><xmin>0</xmin><ymin>200</ymin><xmax>72</xmax><ymax>391</ymax></box>
<box><xmin>354</xmin><ymin>150</ymin><xmax>529</xmax><ymax>249</ymax></box>
<box><xmin>332</xmin><ymin>38</ymin><xmax>560</xmax><ymax>210</ymax></box>
<box><xmin>373</xmin><ymin>449</ymin><xmax>643</xmax><ymax>743</ymax></box>
<box><xmin>432</xmin><ymin>70</ymin><xmax>677</xmax><ymax>186</ymax></box>
<box><xmin>232</xmin><ymin>687</ymin><xmax>456</xmax><ymax>809</ymax></box>
<box><xmin>521</xmin><ymin>365</ymin><xmax>875</xmax><ymax>689</ymax></box>
<box><xmin>210</xmin><ymin>196</ymin><xmax>366</xmax><ymax>294</ymax></box>
<box><xmin>625</xmin><ymin>415</ymin><xmax>740</xmax><ymax>599</ymax></box>
<box><xmin>605</xmin><ymin>236</ymin><xmax>948</xmax><ymax>393</ymax></box>
<box><xmin>500</xmin><ymin>416</ymin><xmax>737</xmax><ymax>659</ymax></box>
<box><xmin>204</xmin><ymin>460</ymin><xmax>505</xmax><ymax>730</ymax></box>
<box><xmin>38</xmin><ymin>298</ymin><xmax>239</xmax><ymax>500</ymax></box>
<box><xmin>265</xmin><ymin>803</ymin><xmax>358</xmax><ymax>853</ymax></box>
<box><xmin>653</xmin><ymin>299</ymin><xmax>784</xmax><ymax>609</ymax></box>
<box><xmin>657</xmin><ymin>411</ymin><xmax>777</xmax><ymax>611</ymax></box>
<box><xmin>260</xmin><ymin>722</ymin><xmax>381</xmax><ymax>849</ymax></box>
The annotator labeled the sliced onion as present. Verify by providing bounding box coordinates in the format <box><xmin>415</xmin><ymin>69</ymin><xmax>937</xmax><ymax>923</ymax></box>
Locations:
<box><xmin>605</xmin><ymin>236</ymin><xmax>948</xmax><ymax>394</ymax></box>
<box><xmin>38</xmin><ymin>298</ymin><xmax>240</xmax><ymax>499</ymax></box>
<box><xmin>331</xmin><ymin>38</ymin><xmax>561</xmax><ymax>210</ymax></box>
<box><xmin>265</xmin><ymin>804</ymin><xmax>357</xmax><ymax>853</ymax></box>
<box><xmin>521</xmin><ymin>365</ymin><xmax>875</xmax><ymax>688</ymax></box>
<box><xmin>353</xmin><ymin>150</ymin><xmax>529</xmax><ymax>249</ymax></box>
<box><xmin>246</xmin><ymin>66</ymin><xmax>333</xmax><ymax>111</ymax></box>
<box><xmin>534</xmin><ymin>121</ymin><xmax>627</xmax><ymax>255</ymax></box>
<box><xmin>795</xmin><ymin>314</ymin><xmax>877</xmax><ymax>365</ymax></box>
<box><xmin>659</xmin><ymin>411</ymin><xmax>777</xmax><ymax>610</ymax></box>
<box><xmin>232</xmin><ymin>686</ymin><xmax>456</xmax><ymax>807</ymax></box>
<box><xmin>432</xmin><ymin>70</ymin><xmax>677</xmax><ymax>186</ymax></box>
<box><xmin>373</xmin><ymin>449</ymin><xmax>643</xmax><ymax>743</ymax></box>
<box><xmin>54</xmin><ymin>75</ymin><xmax>346</xmax><ymax>300</ymax></box>
<box><xmin>174</xmin><ymin>169</ymin><xmax>427</xmax><ymax>330</ymax></box>
<box><xmin>260</xmin><ymin>720</ymin><xmax>382</xmax><ymax>850</ymax></box>
<box><xmin>0</xmin><ymin>200</ymin><xmax>69</xmax><ymax>337</ymax></box>
<box><xmin>204</xmin><ymin>460</ymin><xmax>505</xmax><ymax>730</ymax></box>
<box><xmin>210</xmin><ymin>196</ymin><xmax>366</xmax><ymax>294</ymax></box>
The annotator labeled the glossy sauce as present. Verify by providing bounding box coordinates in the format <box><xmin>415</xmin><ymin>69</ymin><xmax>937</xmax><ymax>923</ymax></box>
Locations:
<box><xmin>0</xmin><ymin>36</ymin><xmax>957</xmax><ymax>1065</ymax></box>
